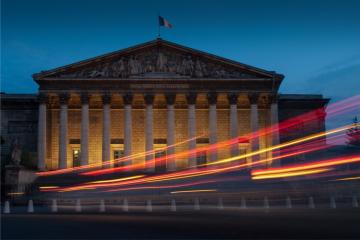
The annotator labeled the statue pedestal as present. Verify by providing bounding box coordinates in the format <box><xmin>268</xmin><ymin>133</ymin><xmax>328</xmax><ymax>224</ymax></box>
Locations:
<box><xmin>5</xmin><ymin>165</ymin><xmax>37</xmax><ymax>195</ymax></box>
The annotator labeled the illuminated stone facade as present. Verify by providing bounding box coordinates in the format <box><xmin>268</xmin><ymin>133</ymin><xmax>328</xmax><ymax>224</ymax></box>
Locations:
<box><xmin>0</xmin><ymin>39</ymin><xmax>329</xmax><ymax>171</ymax></box>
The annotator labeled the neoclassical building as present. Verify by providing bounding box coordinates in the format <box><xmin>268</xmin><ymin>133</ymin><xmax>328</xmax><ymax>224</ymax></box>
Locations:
<box><xmin>1</xmin><ymin>38</ymin><xmax>329</xmax><ymax>172</ymax></box>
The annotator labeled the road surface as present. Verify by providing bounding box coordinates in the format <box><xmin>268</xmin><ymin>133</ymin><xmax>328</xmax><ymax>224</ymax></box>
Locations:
<box><xmin>2</xmin><ymin>209</ymin><xmax>360</xmax><ymax>239</ymax></box>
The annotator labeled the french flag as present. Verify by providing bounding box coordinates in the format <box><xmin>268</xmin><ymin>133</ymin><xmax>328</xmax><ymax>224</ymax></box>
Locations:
<box><xmin>159</xmin><ymin>16</ymin><xmax>173</xmax><ymax>29</ymax></box>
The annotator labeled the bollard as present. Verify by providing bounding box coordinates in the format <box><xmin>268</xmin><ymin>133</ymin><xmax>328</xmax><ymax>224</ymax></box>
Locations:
<box><xmin>352</xmin><ymin>196</ymin><xmax>359</xmax><ymax>208</ymax></box>
<box><xmin>123</xmin><ymin>198</ymin><xmax>129</xmax><ymax>212</ymax></box>
<box><xmin>3</xmin><ymin>201</ymin><xmax>10</xmax><ymax>214</ymax></box>
<box><xmin>240</xmin><ymin>197</ymin><xmax>247</xmax><ymax>209</ymax></box>
<box><xmin>146</xmin><ymin>199</ymin><xmax>152</xmax><ymax>212</ymax></box>
<box><xmin>27</xmin><ymin>200</ymin><xmax>34</xmax><ymax>213</ymax></box>
<box><xmin>330</xmin><ymin>196</ymin><xmax>336</xmax><ymax>209</ymax></box>
<box><xmin>194</xmin><ymin>198</ymin><xmax>200</xmax><ymax>211</ymax></box>
<box><xmin>264</xmin><ymin>196</ymin><xmax>269</xmax><ymax>209</ymax></box>
<box><xmin>309</xmin><ymin>196</ymin><xmax>315</xmax><ymax>209</ymax></box>
<box><xmin>75</xmin><ymin>199</ymin><xmax>82</xmax><ymax>212</ymax></box>
<box><xmin>218</xmin><ymin>197</ymin><xmax>224</xmax><ymax>210</ymax></box>
<box><xmin>99</xmin><ymin>199</ymin><xmax>106</xmax><ymax>213</ymax></box>
<box><xmin>170</xmin><ymin>199</ymin><xmax>176</xmax><ymax>212</ymax></box>
<box><xmin>51</xmin><ymin>199</ymin><xmax>58</xmax><ymax>213</ymax></box>
<box><xmin>286</xmin><ymin>196</ymin><xmax>292</xmax><ymax>209</ymax></box>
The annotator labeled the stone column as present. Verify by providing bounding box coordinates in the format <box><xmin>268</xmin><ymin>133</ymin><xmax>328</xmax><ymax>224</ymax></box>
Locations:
<box><xmin>187</xmin><ymin>93</ymin><xmax>197</xmax><ymax>167</ymax></box>
<box><xmin>166</xmin><ymin>93</ymin><xmax>176</xmax><ymax>171</ymax></box>
<box><xmin>144</xmin><ymin>94</ymin><xmax>155</xmax><ymax>171</ymax></box>
<box><xmin>249</xmin><ymin>93</ymin><xmax>260</xmax><ymax>163</ymax></box>
<box><xmin>123</xmin><ymin>94</ymin><xmax>133</xmax><ymax>166</ymax></box>
<box><xmin>207</xmin><ymin>92</ymin><xmax>218</xmax><ymax>162</ymax></box>
<box><xmin>270</xmin><ymin>94</ymin><xmax>280</xmax><ymax>167</ymax></box>
<box><xmin>228</xmin><ymin>93</ymin><xmax>239</xmax><ymax>157</ymax></box>
<box><xmin>37</xmin><ymin>93</ymin><xmax>47</xmax><ymax>171</ymax></box>
<box><xmin>58</xmin><ymin>93</ymin><xmax>69</xmax><ymax>169</ymax></box>
<box><xmin>80</xmin><ymin>93</ymin><xmax>90</xmax><ymax>166</ymax></box>
<box><xmin>102</xmin><ymin>93</ymin><xmax>112</xmax><ymax>166</ymax></box>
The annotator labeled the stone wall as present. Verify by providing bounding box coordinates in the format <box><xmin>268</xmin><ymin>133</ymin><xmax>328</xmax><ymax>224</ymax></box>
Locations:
<box><xmin>0</xmin><ymin>94</ymin><xmax>38</xmax><ymax>169</ymax></box>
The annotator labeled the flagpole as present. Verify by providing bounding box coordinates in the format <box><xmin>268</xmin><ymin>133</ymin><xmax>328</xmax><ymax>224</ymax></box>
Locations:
<box><xmin>157</xmin><ymin>14</ymin><xmax>160</xmax><ymax>38</ymax></box>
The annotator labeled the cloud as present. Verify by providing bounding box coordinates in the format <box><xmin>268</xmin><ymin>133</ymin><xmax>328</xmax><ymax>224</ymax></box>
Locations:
<box><xmin>319</xmin><ymin>54</ymin><xmax>360</xmax><ymax>72</ymax></box>
<box><xmin>304</xmin><ymin>63</ymin><xmax>360</xmax><ymax>102</ymax></box>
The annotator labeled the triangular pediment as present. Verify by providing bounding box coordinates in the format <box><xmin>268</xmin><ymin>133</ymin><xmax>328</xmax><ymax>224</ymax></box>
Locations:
<box><xmin>33</xmin><ymin>39</ymin><xmax>283</xmax><ymax>80</ymax></box>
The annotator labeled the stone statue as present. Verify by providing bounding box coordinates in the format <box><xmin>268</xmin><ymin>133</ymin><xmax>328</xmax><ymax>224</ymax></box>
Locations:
<box><xmin>101</xmin><ymin>62</ymin><xmax>112</xmax><ymax>77</ymax></box>
<box><xmin>156</xmin><ymin>52</ymin><xmax>168</xmax><ymax>72</ymax></box>
<box><xmin>10</xmin><ymin>139</ymin><xmax>22</xmax><ymax>166</ymax></box>
<box><xmin>194</xmin><ymin>59</ymin><xmax>203</xmax><ymax>77</ymax></box>
<box><xmin>88</xmin><ymin>64</ymin><xmax>106</xmax><ymax>78</ymax></box>
<box><xmin>112</xmin><ymin>58</ymin><xmax>127</xmax><ymax>77</ymax></box>
<box><xmin>128</xmin><ymin>56</ymin><xmax>142</xmax><ymax>75</ymax></box>
<box><xmin>179</xmin><ymin>55</ymin><xmax>194</xmax><ymax>76</ymax></box>
<box><xmin>144</xmin><ymin>58</ymin><xmax>154</xmax><ymax>72</ymax></box>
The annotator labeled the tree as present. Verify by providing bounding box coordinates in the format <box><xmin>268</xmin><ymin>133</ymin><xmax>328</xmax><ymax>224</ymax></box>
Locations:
<box><xmin>346</xmin><ymin>116</ymin><xmax>360</xmax><ymax>147</ymax></box>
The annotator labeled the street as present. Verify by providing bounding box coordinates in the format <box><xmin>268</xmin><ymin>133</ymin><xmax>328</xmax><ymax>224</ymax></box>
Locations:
<box><xmin>2</xmin><ymin>209</ymin><xmax>360</xmax><ymax>239</ymax></box>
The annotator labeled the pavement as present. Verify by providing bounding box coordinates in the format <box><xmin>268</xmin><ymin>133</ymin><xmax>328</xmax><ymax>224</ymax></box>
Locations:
<box><xmin>2</xmin><ymin>208</ymin><xmax>360</xmax><ymax>239</ymax></box>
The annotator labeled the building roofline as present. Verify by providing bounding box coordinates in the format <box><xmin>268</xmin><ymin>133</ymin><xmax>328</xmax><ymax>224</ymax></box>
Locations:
<box><xmin>32</xmin><ymin>38</ymin><xmax>284</xmax><ymax>81</ymax></box>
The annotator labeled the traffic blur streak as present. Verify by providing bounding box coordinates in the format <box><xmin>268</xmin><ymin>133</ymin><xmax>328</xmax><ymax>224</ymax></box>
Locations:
<box><xmin>251</xmin><ymin>168</ymin><xmax>334</xmax><ymax>180</ymax></box>
<box><xmin>80</xmin><ymin>123</ymin><xmax>350</xmax><ymax>177</ymax></box>
<box><xmin>251</xmin><ymin>155</ymin><xmax>360</xmax><ymax>178</ymax></box>
<box><xmin>331</xmin><ymin>176</ymin><xmax>360</xmax><ymax>181</ymax></box>
<box><xmin>36</xmin><ymin>95</ymin><xmax>360</xmax><ymax>177</ymax></box>
<box><xmin>201</xmin><ymin>125</ymin><xmax>351</xmax><ymax>167</ymax></box>
<box><xmin>40</xmin><ymin>125</ymin><xmax>353</xmax><ymax>193</ymax></box>
<box><xmin>102</xmin><ymin>176</ymin><xmax>241</xmax><ymax>193</ymax></box>
<box><xmin>170</xmin><ymin>189</ymin><xmax>217</xmax><ymax>194</ymax></box>
<box><xmin>103</xmin><ymin>180</ymin><xmax>221</xmax><ymax>193</ymax></box>
<box><xmin>36</xmin><ymin>133</ymin><xmax>206</xmax><ymax>176</ymax></box>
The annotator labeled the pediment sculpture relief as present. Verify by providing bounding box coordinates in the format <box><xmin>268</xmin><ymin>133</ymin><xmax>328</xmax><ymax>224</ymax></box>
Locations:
<box><xmin>57</xmin><ymin>48</ymin><xmax>256</xmax><ymax>79</ymax></box>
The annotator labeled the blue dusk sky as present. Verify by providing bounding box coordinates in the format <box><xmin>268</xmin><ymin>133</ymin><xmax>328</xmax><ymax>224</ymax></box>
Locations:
<box><xmin>1</xmin><ymin>0</ymin><xmax>360</xmax><ymax>104</ymax></box>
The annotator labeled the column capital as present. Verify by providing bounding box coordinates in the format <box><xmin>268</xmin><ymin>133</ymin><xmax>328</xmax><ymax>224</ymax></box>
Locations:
<box><xmin>144</xmin><ymin>94</ymin><xmax>154</xmax><ymax>105</ymax></box>
<box><xmin>165</xmin><ymin>93</ymin><xmax>176</xmax><ymax>105</ymax></box>
<box><xmin>248</xmin><ymin>93</ymin><xmax>259</xmax><ymax>105</ymax></box>
<box><xmin>207</xmin><ymin>92</ymin><xmax>218</xmax><ymax>105</ymax></box>
<box><xmin>59</xmin><ymin>93</ymin><xmax>70</xmax><ymax>105</ymax></box>
<box><xmin>101</xmin><ymin>93</ymin><xmax>112</xmax><ymax>105</ymax></box>
<box><xmin>80</xmin><ymin>93</ymin><xmax>90</xmax><ymax>104</ymax></box>
<box><xmin>186</xmin><ymin>93</ymin><xmax>197</xmax><ymax>105</ymax></box>
<box><xmin>268</xmin><ymin>93</ymin><xmax>279</xmax><ymax>104</ymax></box>
<box><xmin>123</xmin><ymin>93</ymin><xmax>133</xmax><ymax>105</ymax></box>
<box><xmin>38</xmin><ymin>93</ymin><xmax>48</xmax><ymax>104</ymax></box>
<box><xmin>227</xmin><ymin>93</ymin><xmax>239</xmax><ymax>105</ymax></box>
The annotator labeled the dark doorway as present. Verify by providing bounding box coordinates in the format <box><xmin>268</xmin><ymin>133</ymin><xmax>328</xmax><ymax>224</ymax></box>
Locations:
<box><xmin>155</xmin><ymin>150</ymin><xmax>167</xmax><ymax>173</ymax></box>
<box><xmin>114</xmin><ymin>150</ymin><xmax>125</xmax><ymax>167</ymax></box>
<box><xmin>73</xmin><ymin>149</ymin><xmax>81</xmax><ymax>167</ymax></box>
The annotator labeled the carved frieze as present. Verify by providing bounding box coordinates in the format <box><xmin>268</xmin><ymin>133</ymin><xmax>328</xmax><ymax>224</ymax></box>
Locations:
<box><xmin>56</xmin><ymin>47</ymin><xmax>257</xmax><ymax>79</ymax></box>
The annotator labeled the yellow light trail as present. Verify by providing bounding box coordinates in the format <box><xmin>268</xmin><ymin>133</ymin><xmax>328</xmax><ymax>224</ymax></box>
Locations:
<box><xmin>203</xmin><ymin>125</ymin><xmax>351</xmax><ymax>167</ymax></box>
<box><xmin>39</xmin><ymin>186</ymin><xmax>59</xmax><ymax>189</ymax></box>
<box><xmin>88</xmin><ymin>175</ymin><xmax>145</xmax><ymax>184</ymax></box>
<box><xmin>252</xmin><ymin>168</ymin><xmax>332</xmax><ymax>180</ymax></box>
<box><xmin>7</xmin><ymin>192</ymin><xmax>24</xmax><ymax>196</ymax></box>
<box><xmin>331</xmin><ymin>176</ymin><xmax>360</xmax><ymax>181</ymax></box>
<box><xmin>37</xmin><ymin>133</ymin><xmax>208</xmax><ymax>176</ymax></box>
<box><xmin>252</xmin><ymin>155</ymin><xmax>360</xmax><ymax>176</ymax></box>
<box><xmin>43</xmin><ymin>125</ymin><xmax>354</xmax><ymax>193</ymax></box>
<box><xmin>170</xmin><ymin>189</ymin><xmax>218</xmax><ymax>194</ymax></box>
